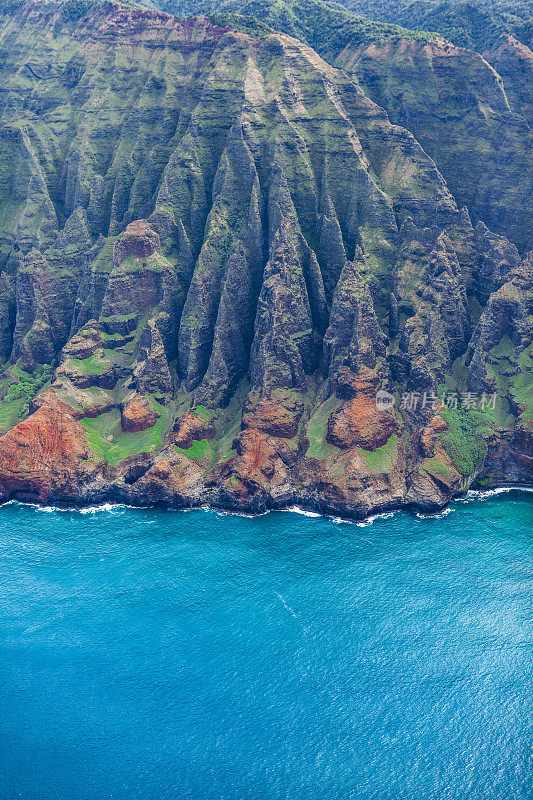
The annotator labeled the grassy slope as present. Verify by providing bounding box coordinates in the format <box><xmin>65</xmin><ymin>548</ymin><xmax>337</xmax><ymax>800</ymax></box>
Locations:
<box><xmin>81</xmin><ymin>397</ymin><xmax>174</xmax><ymax>465</ymax></box>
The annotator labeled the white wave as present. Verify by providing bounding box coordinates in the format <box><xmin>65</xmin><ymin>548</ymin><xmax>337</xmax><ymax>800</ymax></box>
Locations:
<box><xmin>1</xmin><ymin>485</ymin><xmax>530</xmax><ymax>521</ymax></box>
<box><xmin>78</xmin><ymin>503</ymin><xmax>127</xmax><ymax>515</ymax></box>
<box><xmin>329</xmin><ymin>510</ymin><xmax>398</xmax><ymax>527</ymax></box>
<box><xmin>282</xmin><ymin>506</ymin><xmax>322</xmax><ymax>518</ymax></box>
<box><xmin>212</xmin><ymin>507</ymin><xmax>269</xmax><ymax>518</ymax></box>
<box><xmin>414</xmin><ymin>507</ymin><xmax>453</xmax><ymax>520</ymax></box>
<box><xmin>458</xmin><ymin>486</ymin><xmax>533</xmax><ymax>504</ymax></box>
<box><xmin>4</xmin><ymin>500</ymin><xmax>72</xmax><ymax>513</ymax></box>
<box><xmin>0</xmin><ymin>499</ymin><xmax>128</xmax><ymax>514</ymax></box>
<box><xmin>355</xmin><ymin>511</ymin><xmax>397</xmax><ymax>527</ymax></box>
<box><xmin>2</xmin><ymin>499</ymin><xmax>42</xmax><ymax>510</ymax></box>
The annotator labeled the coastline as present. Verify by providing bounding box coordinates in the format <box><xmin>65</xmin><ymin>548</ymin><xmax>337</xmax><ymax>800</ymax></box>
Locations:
<box><xmin>1</xmin><ymin>482</ymin><xmax>531</xmax><ymax>525</ymax></box>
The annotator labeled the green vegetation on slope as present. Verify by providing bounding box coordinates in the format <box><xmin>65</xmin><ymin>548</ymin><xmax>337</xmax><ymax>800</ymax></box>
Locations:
<box><xmin>338</xmin><ymin>0</ymin><xmax>533</xmax><ymax>51</ymax></box>
<box><xmin>306</xmin><ymin>396</ymin><xmax>342</xmax><ymax>461</ymax></box>
<box><xmin>81</xmin><ymin>398</ymin><xmax>173</xmax><ymax>465</ymax></box>
<box><xmin>0</xmin><ymin>364</ymin><xmax>53</xmax><ymax>431</ymax></box>
<box><xmin>360</xmin><ymin>433</ymin><xmax>398</xmax><ymax>472</ymax></box>
<box><xmin>175</xmin><ymin>438</ymin><xmax>213</xmax><ymax>460</ymax></box>
<box><xmin>162</xmin><ymin>0</ymin><xmax>440</xmax><ymax>48</ymax></box>
<box><xmin>440</xmin><ymin>406</ymin><xmax>494</xmax><ymax>475</ymax></box>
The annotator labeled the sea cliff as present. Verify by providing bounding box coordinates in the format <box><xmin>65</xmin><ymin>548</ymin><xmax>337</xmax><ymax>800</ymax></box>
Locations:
<box><xmin>0</xmin><ymin>2</ymin><xmax>530</xmax><ymax>517</ymax></box>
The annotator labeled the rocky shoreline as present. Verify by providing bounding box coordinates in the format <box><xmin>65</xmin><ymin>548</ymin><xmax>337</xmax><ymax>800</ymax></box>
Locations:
<box><xmin>1</xmin><ymin>480</ymin><xmax>531</xmax><ymax>524</ymax></box>
<box><xmin>0</xmin><ymin>385</ymin><xmax>530</xmax><ymax>518</ymax></box>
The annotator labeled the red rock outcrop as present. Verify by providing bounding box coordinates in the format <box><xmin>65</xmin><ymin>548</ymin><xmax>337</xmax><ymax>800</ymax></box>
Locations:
<box><xmin>327</xmin><ymin>374</ymin><xmax>398</xmax><ymax>450</ymax></box>
<box><xmin>173</xmin><ymin>411</ymin><xmax>215</xmax><ymax>448</ymax></box>
<box><xmin>242</xmin><ymin>392</ymin><xmax>303</xmax><ymax>438</ymax></box>
<box><xmin>0</xmin><ymin>393</ymin><xmax>95</xmax><ymax>502</ymax></box>
<box><xmin>121</xmin><ymin>395</ymin><xmax>160</xmax><ymax>433</ymax></box>
<box><xmin>222</xmin><ymin>428</ymin><xmax>290</xmax><ymax>501</ymax></box>
<box><xmin>420</xmin><ymin>415</ymin><xmax>448</xmax><ymax>457</ymax></box>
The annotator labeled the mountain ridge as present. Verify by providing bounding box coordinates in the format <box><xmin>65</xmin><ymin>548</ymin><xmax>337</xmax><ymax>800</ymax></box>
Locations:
<box><xmin>0</xmin><ymin>0</ymin><xmax>530</xmax><ymax>517</ymax></box>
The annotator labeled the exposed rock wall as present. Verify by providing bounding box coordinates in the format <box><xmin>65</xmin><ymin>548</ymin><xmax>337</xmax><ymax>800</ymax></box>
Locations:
<box><xmin>0</xmin><ymin>2</ymin><xmax>530</xmax><ymax>516</ymax></box>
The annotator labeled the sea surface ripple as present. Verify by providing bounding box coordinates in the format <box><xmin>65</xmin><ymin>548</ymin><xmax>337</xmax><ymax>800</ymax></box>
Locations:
<box><xmin>0</xmin><ymin>491</ymin><xmax>532</xmax><ymax>799</ymax></box>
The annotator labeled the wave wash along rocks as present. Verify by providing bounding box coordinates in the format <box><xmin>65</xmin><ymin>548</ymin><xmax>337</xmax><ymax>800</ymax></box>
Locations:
<box><xmin>0</xmin><ymin>1</ymin><xmax>530</xmax><ymax>516</ymax></box>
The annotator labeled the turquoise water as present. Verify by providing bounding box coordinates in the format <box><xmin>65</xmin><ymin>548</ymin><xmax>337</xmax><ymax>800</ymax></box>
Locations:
<box><xmin>0</xmin><ymin>492</ymin><xmax>532</xmax><ymax>800</ymax></box>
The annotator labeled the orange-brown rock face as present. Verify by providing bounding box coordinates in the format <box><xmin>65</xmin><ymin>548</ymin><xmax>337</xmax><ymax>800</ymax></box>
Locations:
<box><xmin>242</xmin><ymin>393</ymin><xmax>303</xmax><ymax>438</ymax></box>
<box><xmin>327</xmin><ymin>391</ymin><xmax>398</xmax><ymax>450</ymax></box>
<box><xmin>173</xmin><ymin>411</ymin><xmax>215</xmax><ymax>448</ymax></box>
<box><xmin>427</xmin><ymin>447</ymin><xmax>461</xmax><ymax>491</ymax></box>
<box><xmin>222</xmin><ymin>429</ymin><xmax>290</xmax><ymax>501</ymax></box>
<box><xmin>0</xmin><ymin>393</ymin><xmax>94</xmax><ymax>502</ymax></box>
<box><xmin>121</xmin><ymin>396</ymin><xmax>160</xmax><ymax>433</ymax></box>
<box><xmin>131</xmin><ymin>455</ymin><xmax>205</xmax><ymax>501</ymax></box>
<box><xmin>420</xmin><ymin>415</ymin><xmax>448</xmax><ymax>457</ymax></box>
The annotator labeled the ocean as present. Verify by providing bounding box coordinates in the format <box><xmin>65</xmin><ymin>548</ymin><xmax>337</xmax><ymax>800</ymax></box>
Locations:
<box><xmin>0</xmin><ymin>491</ymin><xmax>532</xmax><ymax>799</ymax></box>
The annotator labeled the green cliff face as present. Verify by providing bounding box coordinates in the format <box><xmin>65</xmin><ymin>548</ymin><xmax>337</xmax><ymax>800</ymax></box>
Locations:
<box><xmin>0</xmin><ymin>0</ymin><xmax>530</xmax><ymax>515</ymax></box>
<box><xmin>341</xmin><ymin>0</ymin><xmax>533</xmax><ymax>53</ymax></box>
<box><xmin>161</xmin><ymin>0</ymin><xmax>533</xmax><ymax>251</ymax></box>
<box><xmin>331</xmin><ymin>37</ymin><xmax>533</xmax><ymax>252</ymax></box>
